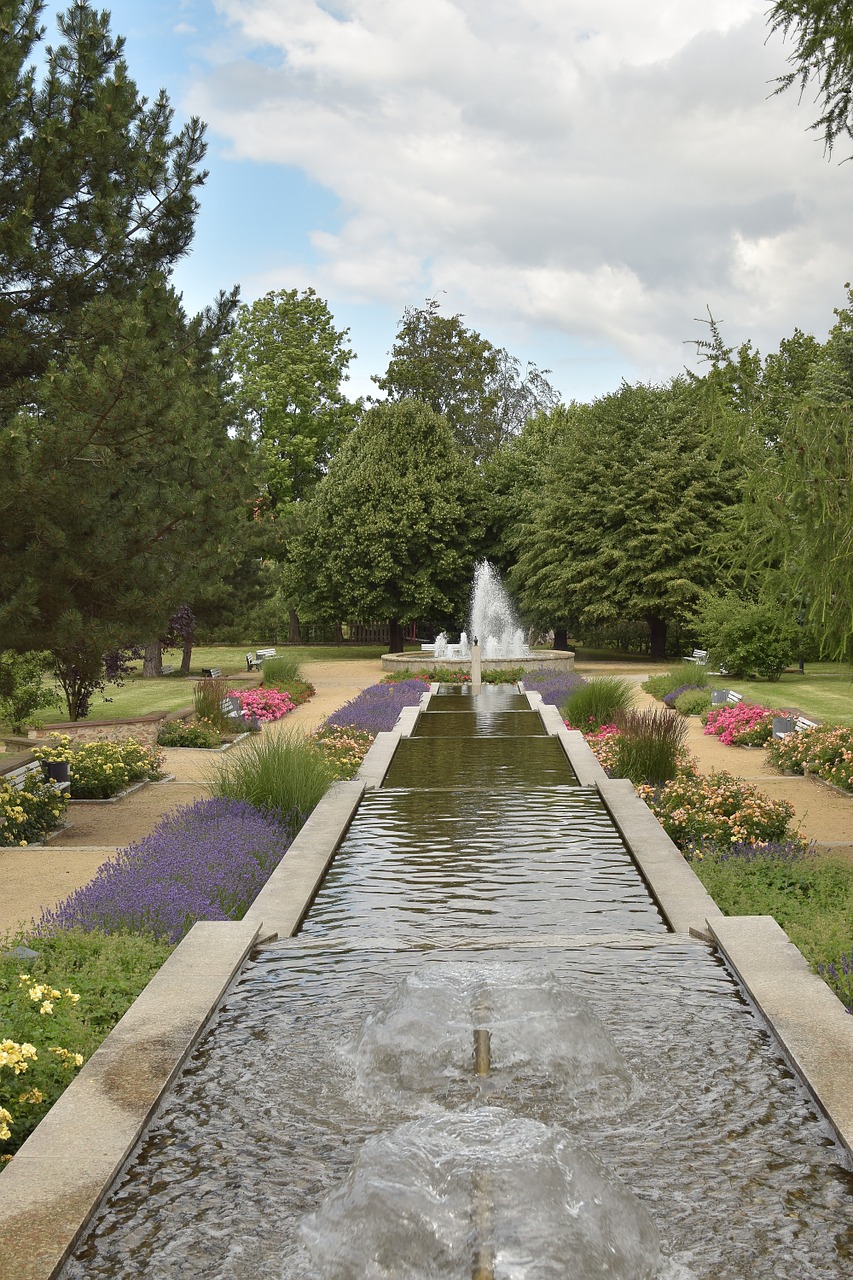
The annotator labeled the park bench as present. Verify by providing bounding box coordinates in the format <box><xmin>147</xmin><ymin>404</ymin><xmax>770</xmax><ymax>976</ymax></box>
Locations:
<box><xmin>245</xmin><ymin>653</ymin><xmax>263</xmax><ymax>671</ymax></box>
<box><xmin>161</xmin><ymin>664</ymin><xmax>175</xmax><ymax>676</ymax></box>
<box><xmin>256</xmin><ymin>648</ymin><xmax>276</xmax><ymax>663</ymax></box>
<box><xmin>201</xmin><ymin>667</ymin><xmax>221</xmax><ymax>679</ymax></box>
<box><xmin>2</xmin><ymin>759</ymin><xmax>70</xmax><ymax>794</ymax></box>
<box><xmin>684</xmin><ymin>649</ymin><xmax>708</xmax><ymax>664</ymax></box>
<box><xmin>772</xmin><ymin>714</ymin><xmax>819</xmax><ymax>740</ymax></box>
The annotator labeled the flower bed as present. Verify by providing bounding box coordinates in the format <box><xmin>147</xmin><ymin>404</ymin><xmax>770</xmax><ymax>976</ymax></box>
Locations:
<box><xmin>703</xmin><ymin>702</ymin><xmax>792</xmax><ymax>747</ymax></box>
<box><xmin>229</xmin><ymin>687</ymin><xmax>296</xmax><ymax>722</ymax></box>
<box><xmin>36</xmin><ymin>798</ymin><xmax>296</xmax><ymax>944</ymax></box>
<box><xmin>32</xmin><ymin>735</ymin><xmax>164</xmax><ymax>800</ymax></box>
<box><xmin>766</xmin><ymin>723</ymin><xmax>853</xmax><ymax>793</ymax></box>
<box><xmin>311</xmin><ymin>724</ymin><xmax>375</xmax><ymax>778</ymax></box>
<box><xmin>522</xmin><ymin>668</ymin><xmax>586</xmax><ymax>707</ymax></box>
<box><xmin>326</xmin><ymin>678</ymin><xmax>429</xmax><ymax>735</ymax></box>
<box><xmin>636</xmin><ymin>770</ymin><xmax>798</xmax><ymax>852</ymax></box>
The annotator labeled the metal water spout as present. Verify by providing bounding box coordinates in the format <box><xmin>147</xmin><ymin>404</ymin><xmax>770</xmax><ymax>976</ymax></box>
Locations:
<box><xmin>471</xmin><ymin>636</ymin><xmax>482</xmax><ymax>694</ymax></box>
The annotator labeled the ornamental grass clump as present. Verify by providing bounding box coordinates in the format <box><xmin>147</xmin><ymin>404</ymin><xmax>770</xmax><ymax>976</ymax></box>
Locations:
<box><xmin>612</xmin><ymin>706</ymin><xmax>688</xmax><ymax>786</ymax></box>
<box><xmin>193</xmin><ymin>676</ymin><xmax>233</xmax><ymax>734</ymax></box>
<box><xmin>643</xmin><ymin>663</ymin><xmax>709</xmax><ymax>700</ymax></box>
<box><xmin>673</xmin><ymin>688</ymin><xmax>712</xmax><ymax>717</ymax></box>
<box><xmin>262</xmin><ymin>657</ymin><xmax>314</xmax><ymax>706</ymax></box>
<box><xmin>521</xmin><ymin>669</ymin><xmax>586</xmax><ymax>706</ymax></box>
<box><xmin>208</xmin><ymin>731</ymin><xmax>333</xmax><ymax>828</ymax></box>
<box><xmin>37</xmin><ymin>798</ymin><xmax>295</xmax><ymax>943</ymax></box>
<box><xmin>326</xmin><ymin>679</ymin><xmax>429</xmax><ymax>734</ymax></box>
<box><xmin>562</xmin><ymin>676</ymin><xmax>634</xmax><ymax>732</ymax></box>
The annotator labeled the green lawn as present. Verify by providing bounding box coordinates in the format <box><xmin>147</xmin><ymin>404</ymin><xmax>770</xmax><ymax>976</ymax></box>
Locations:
<box><xmin>6</xmin><ymin>643</ymin><xmax>388</xmax><ymax>728</ymax></box>
<box><xmin>715</xmin><ymin>663</ymin><xmax>853</xmax><ymax>726</ymax></box>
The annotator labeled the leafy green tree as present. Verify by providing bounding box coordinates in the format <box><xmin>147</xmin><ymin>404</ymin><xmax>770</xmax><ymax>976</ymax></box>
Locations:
<box><xmin>0</xmin><ymin>650</ymin><xmax>59</xmax><ymax>731</ymax></box>
<box><xmin>768</xmin><ymin>1</ymin><xmax>853</xmax><ymax>153</ymax></box>
<box><xmin>287</xmin><ymin>401</ymin><xmax>484</xmax><ymax>651</ymax></box>
<box><xmin>509</xmin><ymin>381</ymin><xmax>734</xmax><ymax>659</ymax></box>
<box><xmin>373</xmin><ymin>298</ymin><xmax>558</xmax><ymax>462</ymax></box>
<box><xmin>0</xmin><ymin>0</ymin><xmax>206</xmax><ymax>399</ymax></box>
<box><xmin>694</xmin><ymin>595</ymin><xmax>800</xmax><ymax>679</ymax></box>
<box><xmin>227</xmin><ymin>288</ymin><xmax>359</xmax><ymax>508</ymax></box>
<box><xmin>0</xmin><ymin>281</ymin><xmax>253</xmax><ymax>717</ymax></box>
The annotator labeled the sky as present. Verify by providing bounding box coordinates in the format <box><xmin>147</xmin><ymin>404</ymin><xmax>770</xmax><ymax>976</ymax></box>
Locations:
<box><xmin>41</xmin><ymin>0</ymin><xmax>853</xmax><ymax>404</ymax></box>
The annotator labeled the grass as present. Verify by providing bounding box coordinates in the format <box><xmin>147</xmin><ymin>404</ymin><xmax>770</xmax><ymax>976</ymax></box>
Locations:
<box><xmin>562</xmin><ymin>675</ymin><xmax>635</xmax><ymax>731</ymax></box>
<box><xmin>721</xmin><ymin>663</ymin><xmax>853</xmax><ymax>726</ymax></box>
<box><xmin>7</xmin><ymin>643</ymin><xmax>383</xmax><ymax>729</ymax></box>
<box><xmin>612</xmin><ymin>706</ymin><xmax>688</xmax><ymax>786</ymax></box>
<box><xmin>207</xmin><ymin>730</ymin><xmax>334</xmax><ymax>828</ymax></box>
<box><xmin>692</xmin><ymin>851</ymin><xmax>853</xmax><ymax>983</ymax></box>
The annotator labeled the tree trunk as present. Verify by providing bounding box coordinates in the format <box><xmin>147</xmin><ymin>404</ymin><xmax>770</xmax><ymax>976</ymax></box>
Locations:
<box><xmin>334</xmin><ymin>621</ymin><xmax>344</xmax><ymax>644</ymax></box>
<box><xmin>553</xmin><ymin>626</ymin><xmax>569</xmax><ymax>651</ymax></box>
<box><xmin>288</xmin><ymin>606</ymin><xmax>302</xmax><ymax>645</ymax></box>
<box><xmin>180</xmin><ymin>637</ymin><xmax>193</xmax><ymax>676</ymax></box>
<box><xmin>142</xmin><ymin>640</ymin><xmax>162</xmax><ymax>678</ymax></box>
<box><xmin>389</xmin><ymin>619</ymin><xmax>406</xmax><ymax>653</ymax></box>
<box><xmin>646</xmin><ymin>617</ymin><xmax>667</xmax><ymax>661</ymax></box>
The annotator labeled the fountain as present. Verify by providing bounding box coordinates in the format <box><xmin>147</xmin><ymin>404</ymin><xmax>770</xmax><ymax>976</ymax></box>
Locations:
<box><xmin>382</xmin><ymin>560</ymin><xmax>573</xmax><ymax>674</ymax></box>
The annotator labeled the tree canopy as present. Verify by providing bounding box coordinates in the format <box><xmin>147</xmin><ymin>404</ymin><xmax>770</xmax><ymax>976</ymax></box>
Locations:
<box><xmin>508</xmin><ymin>381</ymin><xmax>735</xmax><ymax>659</ymax></box>
<box><xmin>373</xmin><ymin>298</ymin><xmax>558</xmax><ymax>462</ymax></box>
<box><xmin>769</xmin><ymin>1</ymin><xmax>853</xmax><ymax>153</ymax></box>
<box><xmin>226</xmin><ymin>287</ymin><xmax>359</xmax><ymax>510</ymax></box>
<box><xmin>287</xmin><ymin>400</ymin><xmax>484</xmax><ymax>650</ymax></box>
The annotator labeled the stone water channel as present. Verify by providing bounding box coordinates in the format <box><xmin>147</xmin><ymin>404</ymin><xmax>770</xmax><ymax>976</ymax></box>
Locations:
<box><xmin>63</xmin><ymin>686</ymin><xmax>853</xmax><ymax>1279</ymax></box>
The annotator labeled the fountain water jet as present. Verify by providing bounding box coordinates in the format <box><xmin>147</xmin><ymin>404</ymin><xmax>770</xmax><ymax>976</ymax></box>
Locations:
<box><xmin>382</xmin><ymin>561</ymin><xmax>574</xmax><ymax>675</ymax></box>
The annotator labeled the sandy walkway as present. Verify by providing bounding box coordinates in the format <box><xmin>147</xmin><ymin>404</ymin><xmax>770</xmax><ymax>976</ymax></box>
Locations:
<box><xmin>0</xmin><ymin>659</ymin><xmax>383</xmax><ymax>939</ymax></box>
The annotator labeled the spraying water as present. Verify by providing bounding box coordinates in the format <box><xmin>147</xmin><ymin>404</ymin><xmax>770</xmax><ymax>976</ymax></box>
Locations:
<box><xmin>433</xmin><ymin>561</ymin><xmax>530</xmax><ymax>661</ymax></box>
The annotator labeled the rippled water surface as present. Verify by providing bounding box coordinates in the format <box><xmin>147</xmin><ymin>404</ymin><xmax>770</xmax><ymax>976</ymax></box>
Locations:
<box><xmin>61</xmin><ymin>685</ymin><xmax>853</xmax><ymax>1280</ymax></box>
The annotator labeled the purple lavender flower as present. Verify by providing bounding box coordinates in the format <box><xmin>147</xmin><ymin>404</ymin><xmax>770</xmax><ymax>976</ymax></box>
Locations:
<box><xmin>818</xmin><ymin>952</ymin><xmax>853</xmax><ymax>1014</ymax></box>
<box><xmin>686</xmin><ymin>838</ymin><xmax>809</xmax><ymax>863</ymax></box>
<box><xmin>325</xmin><ymin>679</ymin><xmax>428</xmax><ymax>734</ymax></box>
<box><xmin>36</xmin><ymin>798</ymin><xmax>294</xmax><ymax>944</ymax></box>
<box><xmin>521</xmin><ymin>668</ymin><xmax>587</xmax><ymax>707</ymax></box>
<box><xmin>663</xmin><ymin>682</ymin><xmax>705</xmax><ymax>707</ymax></box>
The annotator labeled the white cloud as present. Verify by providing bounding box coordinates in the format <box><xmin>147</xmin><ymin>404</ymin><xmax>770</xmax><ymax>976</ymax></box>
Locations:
<box><xmin>189</xmin><ymin>0</ymin><xmax>853</xmax><ymax>389</ymax></box>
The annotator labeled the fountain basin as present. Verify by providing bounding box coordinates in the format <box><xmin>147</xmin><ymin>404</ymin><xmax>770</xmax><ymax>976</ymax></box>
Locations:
<box><xmin>381</xmin><ymin>649</ymin><xmax>575</xmax><ymax>674</ymax></box>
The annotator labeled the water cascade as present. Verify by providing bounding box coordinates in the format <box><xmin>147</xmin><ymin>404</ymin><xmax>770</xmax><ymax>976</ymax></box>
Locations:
<box><xmin>59</xmin><ymin>683</ymin><xmax>853</xmax><ymax>1279</ymax></box>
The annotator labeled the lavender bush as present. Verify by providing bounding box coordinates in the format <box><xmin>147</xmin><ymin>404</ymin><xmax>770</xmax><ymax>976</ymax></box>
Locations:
<box><xmin>36</xmin><ymin>798</ymin><xmax>294</xmax><ymax>944</ymax></box>
<box><xmin>663</xmin><ymin>682</ymin><xmax>705</xmax><ymax>708</ymax></box>
<box><xmin>818</xmin><ymin>953</ymin><xmax>853</xmax><ymax>1013</ymax></box>
<box><xmin>325</xmin><ymin>678</ymin><xmax>428</xmax><ymax>734</ymax></box>
<box><xmin>521</xmin><ymin>668</ymin><xmax>587</xmax><ymax>707</ymax></box>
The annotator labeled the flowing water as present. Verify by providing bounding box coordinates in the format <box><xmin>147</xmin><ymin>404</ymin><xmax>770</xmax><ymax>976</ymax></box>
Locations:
<box><xmin>61</xmin><ymin>686</ymin><xmax>853</xmax><ymax>1279</ymax></box>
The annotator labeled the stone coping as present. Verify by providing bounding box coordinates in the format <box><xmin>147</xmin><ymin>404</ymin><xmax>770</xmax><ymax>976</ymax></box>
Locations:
<box><xmin>0</xmin><ymin>920</ymin><xmax>262</xmax><ymax>1280</ymax></box>
<box><xmin>710</xmin><ymin>915</ymin><xmax>853</xmax><ymax>1163</ymax></box>
<box><xmin>381</xmin><ymin>650</ymin><xmax>575</xmax><ymax>673</ymax></box>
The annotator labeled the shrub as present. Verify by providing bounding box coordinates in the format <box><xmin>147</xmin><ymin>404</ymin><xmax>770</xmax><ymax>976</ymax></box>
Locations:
<box><xmin>157</xmin><ymin>719</ymin><xmax>222</xmax><ymax>748</ymax></box>
<box><xmin>311</xmin><ymin>724</ymin><xmax>375</xmax><ymax>779</ymax></box>
<box><xmin>637</xmin><ymin>769</ymin><xmax>798</xmax><ymax>850</ymax></box>
<box><xmin>0</xmin><ymin>650</ymin><xmax>59</xmax><ymax>732</ymax></box>
<box><xmin>643</xmin><ymin>663</ymin><xmax>709</xmax><ymax>700</ymax></box>
<box><xmin>0</xmin><ymin>772</ymin><xmax>68</xmax><ymax>846</ymax></box>
<box><xmin>766</xmin><ymin>723</ymin><xmax>853</xmax><ymax>792</ymax></box>
<box><xmin>521</xmin><ymin>668</ymin><xmax>586</xmax><ymax>707</ymax></box>
<box><xmin>695</xmin><ymin>594</ymin><xmax>799</xmax><ymax>680</ymax></box>
<box><xmin>208</xmin><ymin>731</ymin><xmax>333</xmax><ymax>828</ymax></box>
<box><xmin>674</xmin><ymin>688</ymin><xmax>712</xmax><ymax>717</ymax></box>
<box><xmin>612</xmin><ymin>707</ymin><xmax>688</xmax><ymax>786</ymax></box>
<box><xmin>326</xmin><ymin>679</ymin><xmax>429</xmax><ymax>734</ymax></box>
<box><xmin>36</xmin><ymin>798</ymin><xmax>296</xmax><ymax>944</ymax></box>
<box><xmin>562</xmin><ymin>676</ymin><xmax>634</xmax><ymax>732</ymax></box>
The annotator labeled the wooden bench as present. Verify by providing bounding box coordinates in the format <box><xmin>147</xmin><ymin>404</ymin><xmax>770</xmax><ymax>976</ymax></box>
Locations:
<box><xmin>772</xmin><ymin>714</ymin><xmax>819</xmax><ymax>739</ymax></box>
<box><xmin>684</xmin><ymin>649</ymin><xmax>708</xmax><ymax>664</ymax></box>
<box><xmin>2</xmin><ymin>760</ymin><xmax>70</xmax><ymax>794</ymax></box>
<box><xmin>256</xmin><ymin>648</ymin><xmax>276</xmax><ymax>663</ymax></box>
<box><xmin>161</xmin><ymin>664</ymin><xmax>175</xmax><ymax>676</ymax></box>
<box><xmin>201</xmin><ymin>667</ymin><xmax>221</xmax><ymax>679</ymax></box>
<box><xmin>245</xmin><ymin>653</ymin><xmax>263</xmax><ymax>672</ymax></box>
